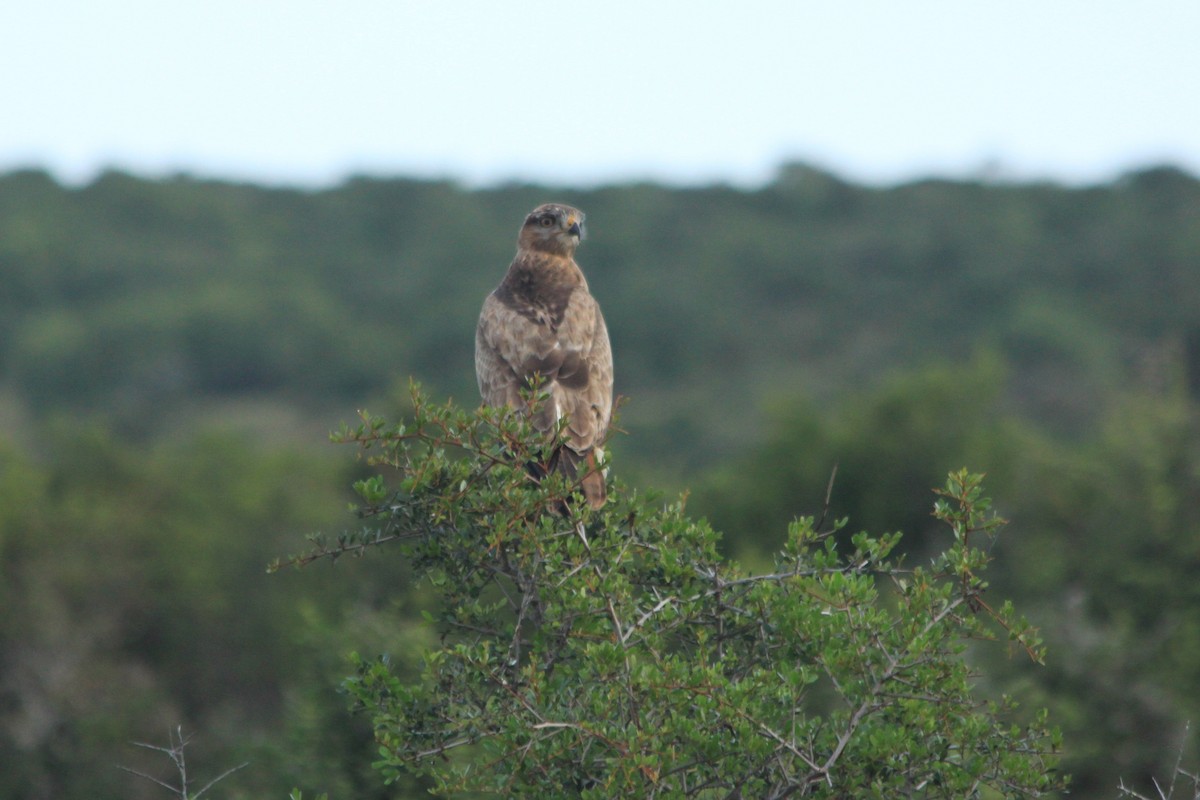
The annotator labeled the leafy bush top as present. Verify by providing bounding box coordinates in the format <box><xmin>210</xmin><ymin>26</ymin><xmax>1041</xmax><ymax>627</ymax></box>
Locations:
<box><xmin>276</xmin><ymin>385</ymin><xmax>1063</xmax><ymax>798</ymax></box>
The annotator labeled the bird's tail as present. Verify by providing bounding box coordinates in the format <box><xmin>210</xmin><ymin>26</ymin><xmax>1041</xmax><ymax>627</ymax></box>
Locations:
<box><xmin>529</xmin><ymin>445</ymin><xmax>607</xmax><ymax>511</ymax></box>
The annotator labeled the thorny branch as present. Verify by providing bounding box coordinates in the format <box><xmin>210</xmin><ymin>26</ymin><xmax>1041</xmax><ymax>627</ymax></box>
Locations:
<box><xmin>116</xmin><ymin>726</ymin><xmax>248</xmax><ymax>799</ymax></box>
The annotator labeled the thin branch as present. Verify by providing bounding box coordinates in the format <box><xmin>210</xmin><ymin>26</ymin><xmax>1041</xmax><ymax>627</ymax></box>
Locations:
<box><xmin>114</xmin><ymin>765</ymin><xmax>180</xmax><ymax>796</ymax></box>
<box><xmin>117</xmin><ymin>727</ymin><xmax>246</xmax><ymax>799</ymax></box>
<box><xmin>814</xmin><ymin>462</ymin><xmax>839</xmax><ymax>533</ymax></box>
<box><xmin>621</xmin><ymin>596</ymin><xmax>676</xmax><ymax>646</ymax></box>
<box><xmin>193</xmin><ymin>762</ymin><xmax>250</xmax><ymax>799</ymax></box>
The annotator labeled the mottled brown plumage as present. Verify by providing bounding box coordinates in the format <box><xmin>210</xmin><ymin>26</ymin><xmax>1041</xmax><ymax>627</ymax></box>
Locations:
<box><xmin>475</xmin><ymin>203</ymin><xmax>613</xmax><ymax>509</ymax></box>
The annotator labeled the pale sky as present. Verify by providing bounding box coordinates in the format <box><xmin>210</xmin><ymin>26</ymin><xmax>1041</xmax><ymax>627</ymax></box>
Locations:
<box><xmin>3</xmin><ymin>1</ymin><xmax>1198</xmax><ymax>188</ymax></box>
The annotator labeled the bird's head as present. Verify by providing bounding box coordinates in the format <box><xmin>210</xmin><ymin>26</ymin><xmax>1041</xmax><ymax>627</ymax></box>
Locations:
<box><xmin>518</xmin><ymin>203</ymin><xmax>586</xmax><ymax>256</ymax></box>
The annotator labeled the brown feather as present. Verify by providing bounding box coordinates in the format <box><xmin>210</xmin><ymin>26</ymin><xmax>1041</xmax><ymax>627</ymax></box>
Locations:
<box><xmin>475</xmin><ymin>204</ymin><xmax>613</xmax><ymax>510</ymax></box>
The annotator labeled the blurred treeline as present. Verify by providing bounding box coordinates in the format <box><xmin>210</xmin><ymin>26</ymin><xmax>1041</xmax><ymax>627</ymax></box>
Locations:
<box><xmin>0</xmin><ymin>163</ymin><xmax>1198</xmax><ymax>798</ymax></box>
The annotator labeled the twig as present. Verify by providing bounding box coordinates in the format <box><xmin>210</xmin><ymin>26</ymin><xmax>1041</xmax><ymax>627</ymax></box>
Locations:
<box><xmin>116</xmin><ymin>726</ymin><xmax>248</xmax><ymax>799</ymax></box>
<box><xmin>815</xmin><ymin>463</ymin><xmax>839</xmax><ymax>533</ymax></box>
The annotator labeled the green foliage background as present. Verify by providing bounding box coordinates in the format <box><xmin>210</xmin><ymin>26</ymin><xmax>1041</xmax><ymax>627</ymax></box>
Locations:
<box><xmin>0</xmin><ymin>163</ymin><xmax>1198</xmax><ymax>797</ymax></box>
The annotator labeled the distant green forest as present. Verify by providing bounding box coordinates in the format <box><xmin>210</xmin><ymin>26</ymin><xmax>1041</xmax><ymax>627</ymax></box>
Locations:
<box><xmin>1</xmin><ymin>164</ymin><xmax>1198</xmax><ymax>799</ymax></box>
<box><xmin>5</xmin><ymin>165</ymin><xmax>1199</xmax><ymax>460</ymax></box>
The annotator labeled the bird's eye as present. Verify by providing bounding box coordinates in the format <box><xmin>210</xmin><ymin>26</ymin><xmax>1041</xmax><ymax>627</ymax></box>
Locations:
<box><xmin>539</xmin><ymin>216</ymin><xmax>555</xmax><ymax>228</ymax></box>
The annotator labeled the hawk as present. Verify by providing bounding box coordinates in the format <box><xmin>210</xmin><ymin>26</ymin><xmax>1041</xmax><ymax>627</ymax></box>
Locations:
<box><xmin>475</xmin><ymin>203</ymin><xmax>614</xmax><ymax>510</ymax></box>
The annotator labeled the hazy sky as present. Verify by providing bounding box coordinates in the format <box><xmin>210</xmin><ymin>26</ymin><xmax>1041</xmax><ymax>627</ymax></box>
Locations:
<box><xmin>4</xmin><ymin>2</ymin><xmax>1198</xmax><ymax>188</ymax></box>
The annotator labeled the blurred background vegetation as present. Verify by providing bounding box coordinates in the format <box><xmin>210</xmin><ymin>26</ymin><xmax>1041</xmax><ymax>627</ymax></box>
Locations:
<box><xmin>1</xmin><ymin>163</ymin><xmax>1198</xmax><ymax>798</ymax></box>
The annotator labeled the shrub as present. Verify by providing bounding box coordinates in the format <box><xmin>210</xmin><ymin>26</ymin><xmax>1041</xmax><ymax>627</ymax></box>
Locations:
<box><xmin>277</xmin><ymin>385</ymin><xmax>1064</xmax><ymax>798</ymax></box>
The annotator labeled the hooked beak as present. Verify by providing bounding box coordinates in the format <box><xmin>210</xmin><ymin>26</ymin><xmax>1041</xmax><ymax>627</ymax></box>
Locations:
<box><xmin>566</xmin><ymin>216</ymin><xmax>584</xmax><ymax>239</ymax></box>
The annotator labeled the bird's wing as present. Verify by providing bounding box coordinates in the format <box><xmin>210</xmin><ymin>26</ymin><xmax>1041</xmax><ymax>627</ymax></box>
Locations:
<box><xmin>553</xmin><ymin>288</ymin><xmax>613</xmax><ymax>456</ymax></box>
<box><xmin>476</xmin><ymin>291</ymin><xmax>567</xmax><ymax>429</ymax></box>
